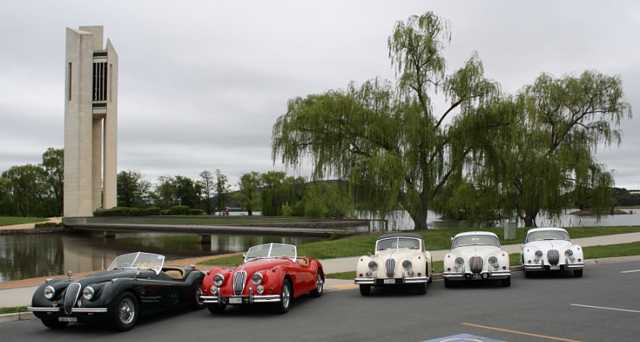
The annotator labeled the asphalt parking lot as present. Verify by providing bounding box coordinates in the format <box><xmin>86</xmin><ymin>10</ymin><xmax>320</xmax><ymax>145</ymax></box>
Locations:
<box><xmin>2</xmin><ymin>260</ymin><xmax>639</xmax><ymax>342</ymax></box>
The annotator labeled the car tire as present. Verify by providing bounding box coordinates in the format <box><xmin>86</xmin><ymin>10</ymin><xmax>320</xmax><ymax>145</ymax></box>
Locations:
<box><xmin>191</xmin><ymin>286</ymin><xmax>206</xmax><ymax>310</ymax></box>
<box><xmin>274</xmin><ymin>279</ymin><xmax>292</xmax><ymax>314</ymax></box>
<box><xmin>359</xmin><ymin>284</ymin><xmax>371</xmax><ymax>296</ymax></box>
<box><xmin>207</xmin><ymin>303</ymin><xmax>226</xmax><ymax>314</ymax></box>
<box><xmin>501</xmin><ymin>277</ymin><xmax>511</xmax><ymax>287</ymax></box>
<box><xmin>573</xmin><ymin>269</ymin><xmax>583</xmax><ymax>278</ymax></box>
<box><xmin>111</xmin><ymin>292</ymin><xmax>139</xmax><ymax>332</ymax></box>
<box><xmin>523</xmin><ymin>270</ymin><xmax>530</xmax><ymax>278</ymax></box>
<box><xmin>415</xmin><ymin>284</ymin><xmax>427</xmax><ymax>295</ymax></box>
<box><xmin>41</xmin><ymin>318</ymin><xmax>68</xmax><ymax>330</ymax></box>
<box><xmin>310</xmin><ymin>273</ymin><xmax>324</xmax><ymax>297</ymax></box>
<box><xmin>444</xmin><ymin>279</ymin><xmax>452</xmax><ymax>288</ymax></box>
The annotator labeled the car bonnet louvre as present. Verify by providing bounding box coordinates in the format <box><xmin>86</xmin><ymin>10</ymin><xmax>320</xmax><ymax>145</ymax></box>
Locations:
<box><xmin>233</xmin><ymin>271</ymin><xmax>247</xmax><ymax>295</ymax></box>
<box><xmin>63</xmin><ymin>282</ymin><xmax>81</xmax><ymax>315</ymax></box>
<box><xmin>385</xmin><ymin>258</ymin><xmax>396</xmax><ymax>278</ymax></box>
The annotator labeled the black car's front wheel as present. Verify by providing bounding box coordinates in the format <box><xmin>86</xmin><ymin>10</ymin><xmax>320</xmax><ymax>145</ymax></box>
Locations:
<box><xmin>192</xmin><ymin>286</ymin><xmax>206</xmax><ymax>310</ymax></box>
<box><xmin>41</xmin><ymin>318</ymin><xmax>68</xmax><ymax>330</ymax></box>
<box><xmin>112</xmin><ymin>292</ymin><xmax>139</xmax><ymax>331</ymax></box>
<box><xmin>274</xmin><ymin>279</ymin><xmax>292</xmax><ymax>314</ymax></box>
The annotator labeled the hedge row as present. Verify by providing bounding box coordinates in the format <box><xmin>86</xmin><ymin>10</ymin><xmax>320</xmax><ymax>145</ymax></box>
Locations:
<box><xmin>94</xmin><ymin>206</ymin><xmax>206</xmax><ymax>217</ymax></box>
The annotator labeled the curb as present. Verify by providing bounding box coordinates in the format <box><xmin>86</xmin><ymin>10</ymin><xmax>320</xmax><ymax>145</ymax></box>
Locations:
<box><xmin>0</xmin><ymin>311</ymin><xmax>33</xmax><ymax>323</ymax></box>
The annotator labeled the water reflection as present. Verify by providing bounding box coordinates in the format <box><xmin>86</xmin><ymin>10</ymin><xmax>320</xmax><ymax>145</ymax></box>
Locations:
<box><xmin>0</xmin><ymin>232</ymin><xmax>314</xmax><ymax>282</ymax></box>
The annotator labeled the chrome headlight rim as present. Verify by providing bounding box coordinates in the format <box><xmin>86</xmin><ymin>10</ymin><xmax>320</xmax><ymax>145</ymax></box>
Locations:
<box><xmin>44</xmin><ymin>285</ymin><xmax>55</xmax><ymax>300</ymax></box>
<box><xmin>488</xmin><ymin>256</ymin><xmax>499</xmax><ymax>266</ymax></box>
<box><xmin>251</xmin><ymin>272</ymin><xmax>263</xmax><ymax>285</ymax></box>
<box><xmin>213</xmin><ymin>273</ymin><xmax>225</xmax><ymax>287</ymax></box>
<box><xmin>534</xmin><ymin>250</ymin><xmax>543</xmax><ymax>258</ymax></box>
<box><xmin>402</xmin><ymin>260</ymin><xmax>412</xmax><ymax>270</ymax></box>
<box><xmin>82</xmin><ymin>286</ymin><xmax>95</xmax><ymax>301</ymax></box>
<box><xmin>565</xmin><ymin>249</ymin><xmax>574</xmax><ymax>257</ymax></box>
<box><xmin>455</xmin><ymin>257</ymin><xmax>464</xmax><ymax>265</ymax></box>
<box><xmin>368</xmin><ymin>260</ymin><xmax>378</xmax><ymax>271</ymax></box>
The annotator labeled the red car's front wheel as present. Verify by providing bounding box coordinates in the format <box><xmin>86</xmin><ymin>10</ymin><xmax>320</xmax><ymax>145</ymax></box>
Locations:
<box><xmin>311</xmin><ymin>273</ymin><xmax>324</xmax><ymax>297</ymax></box>
<box><xmin>275</xmin><ymin>279</ymin><xmax>292</xmax><ymax>314</ymax></box>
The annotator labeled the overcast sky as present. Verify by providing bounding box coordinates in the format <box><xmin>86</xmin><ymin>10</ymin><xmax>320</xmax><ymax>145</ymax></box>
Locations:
<box><xmin>1</xmin><ymin>0</ymin><xmax>638</xmax><ymax>189</ymax></box>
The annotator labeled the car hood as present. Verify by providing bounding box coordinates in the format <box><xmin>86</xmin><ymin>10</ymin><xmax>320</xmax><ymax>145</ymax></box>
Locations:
<box><xmin>524</xmin><ymin>240</ymin><xmax>572</xmax><ymax>251</ymax></box>
<box><xmin>450</xmin><ymin>245</ymin><xmax>503</xmax><ymax>258</ymax></box>
<box><xmin>373</xmin><ymin>248</ymin><xmax>423</xmax><ymax>260</ymax></box>
<box><xmin>232</xmin><ymin>258</ymin><xmax>293</xmax><ymax>274</ymax></box>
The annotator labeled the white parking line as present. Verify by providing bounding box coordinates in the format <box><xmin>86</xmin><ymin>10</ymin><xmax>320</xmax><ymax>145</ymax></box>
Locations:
<box><xmin>570</xmin><ymin>304</ymin><xmax>640</xmax><ymax>313</ymax></box>
<box><xmin>620</xmin><ymin>269</ymin><xmax>640</xmax><ymax>274</ymax></box>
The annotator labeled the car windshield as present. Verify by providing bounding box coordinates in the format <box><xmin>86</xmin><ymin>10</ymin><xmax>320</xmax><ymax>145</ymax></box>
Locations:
<box><xmin>452</xmin><ymin>235</ymin><xmax>499</xmax><ymax>248</ymax></box>
<box><xmin>244</xmin><ymin>243</ymin><xmax>297</xmax><ymax>262</ymax></box>
<box><xmin>376</xmin><ymin>237</ymin><xmax>421</xmax><ymax>251</ymax></box>
<box><xmin>107</xmin><ymin>252</ymin><xmax>165</xmax><ymax>274</ymax></box>
<box><xmin>526</xmin><ymin>230</ymin><xmax>569</xmax><ymax>242</ymax></box>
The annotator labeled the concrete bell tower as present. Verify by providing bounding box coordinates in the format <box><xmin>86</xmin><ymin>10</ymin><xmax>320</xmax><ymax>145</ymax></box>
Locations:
<box><xmin>64</xmin><ymin>26</ymin><xmax>118</xmax><ymax>217</ymax></box>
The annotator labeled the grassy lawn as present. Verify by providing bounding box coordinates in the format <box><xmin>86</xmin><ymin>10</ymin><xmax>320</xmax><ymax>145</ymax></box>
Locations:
<box><xmin>0</xmin><ymin>216</ymin><xmax>46</xmax><ymax>226</ymax></box>
<box><xmin>198</xmin><ymin>226</ymin><xmax>640</xmax><ymax>268</ymax></box>
<box><xmin>0</xmin><ymin>306</ymin><xmax>28</xmax><ymax>314</ymax></box>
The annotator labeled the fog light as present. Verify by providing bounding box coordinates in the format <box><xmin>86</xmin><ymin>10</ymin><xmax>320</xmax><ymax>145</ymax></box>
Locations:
<box><xmin>210</xmin><ymin>285</ymin><xmax>218</xmax><ymax>295</ymax></box>
<box><xmin>365</xmin><ymin>271</ymin><xmax>372</xmax><ymax>277</ymax></box>
<box><xmin>256</xmin><ymin>285</ymin><xmax>264</xmax><ymax>294</ymax></box>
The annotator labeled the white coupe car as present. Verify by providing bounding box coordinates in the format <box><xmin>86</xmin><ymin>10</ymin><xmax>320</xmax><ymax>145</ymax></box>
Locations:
<box><xmin>443</xmin><ymin>231</ymin><xmax>511</xmax><ymax>287</ymax></box>
<box><xmin>521</xmin><ymin>227</ymin><xmax>584</xmax><ymax>277</ymax></box>
<box><xmin>354</xmin><ymin>233</ymin><xmax>432</xmax><ymax>296</ymax></box>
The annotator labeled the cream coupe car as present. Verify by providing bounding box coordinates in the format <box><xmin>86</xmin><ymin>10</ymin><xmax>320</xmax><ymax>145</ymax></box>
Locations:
<box><xmin>354</xmin><ymin>233</ymin><xmax>432</xmax><ymax>296</ymax></box>
<box><xmin>521</xmin><ymin>227</ymin><xmax>584</xmax><ymax>277</ymax></box>
<box><xmin>443</xmin><ymin>231</ymin><xmax>511</xmax><ymax>287</ymax></box>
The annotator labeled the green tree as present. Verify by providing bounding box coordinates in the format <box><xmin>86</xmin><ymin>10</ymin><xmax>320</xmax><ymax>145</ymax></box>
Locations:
<box><xmin>200</xmin><ymin>170</ymin><xmax>215</xmax><ymax>214</ymax></box>
<box><xmin>155</xmin><ymin>176</ymin><xmax>178</xmax><ymax>208</ymax></box>
<box><xmin>214</xmin><ymin>169</ymin><xmax>229</xmax><ymax>212</ymax></box>
<box><xmin>2</xmin><ymin>164</ymin><xmax>50</xmax><ymax>216</ymax></box>
<box><xmin>303</xmin><ymin>181</ymin><xmax>353</xmax><ymax>218</ymax></box>
<box><xmin>175</xmin><ymin>176</ymin><xmax>202</xmax><ymax>208</ymax></box>
<box><xmin>117</xmin><ymin>170</ymin><xmax>150</xmax><ymax>207</ymax></box>
<box><xmin>41</xmin><ymin>148</ymin><xmax>64</xmax><ymax>216</ymax></box>
<box><xmin>0</xmin><ymin>176</ymin><xmax>13</xmax><ymax>216</ymax></box>
<box><xmin>239</xmin><ymin>171</ymin><xmax>261</xmax><ymax>216</ymax></box>
<box><xmin>260</xmin><ymin>171</ymin><xmax>305</xmax><ymax>216</ymax></box>
<box><xmin>474</xmin><ymin>73</ymin><xmax>630</xmax><ymax>226</ymax></box>
<box><xmin>272</xmin><ymin>12</ymin><xmax>498</xmax><ymax>229</ymax></box>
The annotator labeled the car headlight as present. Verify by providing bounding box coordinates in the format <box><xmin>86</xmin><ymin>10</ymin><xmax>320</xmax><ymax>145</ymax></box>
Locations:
<box><xmin>402</xmin><ymin>260</ymin><xmax>412</xmax><ymax>270</ymax></box>
<box><xmin>82</xmin><ymin>286</ymin><xmax>95</xmax><ymax>301</ymax></box>
<box><xmin>44</xmin><ymin>285</ymin><xmax>55</xmax><ymax>300</ymax></box>
<box><xmin>565</xmin><ymin>249</ymin><xmax>573</xmax><ymax>257</ymax></box>
<box><xmin>368</xmin><ymin>261</ymin><xmax>378</xmax><ymax>271</ymax></box>
<box><xmin>455</xmin><ymin>257</ymin><xmax>464</xmax><ymax>265</ymax></box>
<box><xmin>251</xmin><ymin>272</ymin><xmax>263</xmax><ymax>285</ymax></box>
<box><xmin>209</xmin><ymin>285</ymin><xmax>218</xmax><ymax>295</ymax></box>
<box><xmin>488</xmin><ymin>256</ymin><xmax>498</xmax><ymax>266</ymax></box>
<box><xmin>535</xmin><ymin>250</ymin><xmax>543</xmax><ymax>258</ymax></box>
<box><xmin>214</xmin><ymin>273</ymin><xmax>224</xmax><ymax>286</ymax></box>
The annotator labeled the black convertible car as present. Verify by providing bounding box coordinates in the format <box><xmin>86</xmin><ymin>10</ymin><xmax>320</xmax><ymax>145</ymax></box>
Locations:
<box><xmin>29</xmin><ymin>252</ymin><xmax>205</xmax><ymax>331</ymax></box>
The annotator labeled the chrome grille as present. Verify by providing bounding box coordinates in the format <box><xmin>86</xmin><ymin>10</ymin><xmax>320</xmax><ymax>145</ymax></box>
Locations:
<box><xmin>385</xmin><ymin>258</ymin><xmax>396</xmax><ymax>278</ymax></box>
<box><xmin>469</xmin><ymin>256</ymin><xmax>483</xmax><ymax>274</ymax></box>
<box><xmin>63</xmin><ymin>283</ymin><xmax>81</xmax><ymax>315</ymax></box>
<box><xmin>547</xmin><ymin>249</ymin><xmax>560</xmax><ymax>265</ymax></box>
<box><xmin>232</xmin><ymin>271</ymin><xmax>246</xmax><ymax>295</ymax></box>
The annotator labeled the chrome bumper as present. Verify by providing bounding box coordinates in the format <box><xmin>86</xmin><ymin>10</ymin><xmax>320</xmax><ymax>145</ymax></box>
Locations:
<box><xmin>200</xmin><ymin>294</ymin><xmax>281</xmax><ymax>304</ymax></box>
<box><xmin>524</xmin><ymin>263</ymin><xmax>584</xmax><ymax>271</ymax></box>
<box><xmin>443</xmin><ymin>271</ymin><xmax>511</xmax><ymax>280</ymax></box>
<box><xmin>354</xmin><ymin>276</ymin><xmax>429</xmax><ymax>285</ymax></box>
<box><xmin>28</xmin><ymin>306</ymin><xmax>108</xmax><ymax>313</ymax></box>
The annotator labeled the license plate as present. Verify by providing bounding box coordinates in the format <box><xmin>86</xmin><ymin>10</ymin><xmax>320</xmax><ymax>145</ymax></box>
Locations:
<box><xmin>383</xmin><ymin>279</ymin><xmax>396</xmax><ymax>284</ymax></box>
<box><xmin>229</xmin><ymin>297</ymin><xmax>242</xmax><ymax>304</ymax></box>
<box><xmin>473</xmin><ymin>274</ymin><xmax>481</xmax><ymax>280</ymax></box>
<box><xmin>58</xmin><ymin>316</ymin><xmax>77</xmax><ymax>323</ymax></box>
<box><xmin>550</xmin><ymin>265</ymin><xmax>560</xmax><ymax>270</ymax></box>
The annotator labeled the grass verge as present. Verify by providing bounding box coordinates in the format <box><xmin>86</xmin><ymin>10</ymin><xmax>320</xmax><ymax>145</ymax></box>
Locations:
<box><xmin>198</xmin><ymin>226</ymin><xmax>640</xmax><ymax>268</ymax></box>
<box><xmin>0</xmin><ymin>306</ymin><xmax>28</xmax><ymax>315</ymax></box>
<box><xmin>0</xmin><ymin>217</ymin><xmax>46</xmax><ymax>226</ymax></box>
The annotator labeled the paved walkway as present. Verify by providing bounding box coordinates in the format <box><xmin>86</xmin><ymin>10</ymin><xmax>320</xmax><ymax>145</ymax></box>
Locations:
<box><xmin>0</xmin><ymin>217</ymin><xmax>61</xmax><ymax>231</ymax></box>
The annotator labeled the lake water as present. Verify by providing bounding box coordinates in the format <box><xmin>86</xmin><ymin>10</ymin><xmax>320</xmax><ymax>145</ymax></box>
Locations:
<box><xmin>0</xmin><ymin>232</ymin><xmax>314</xmax><ymax>282</ymax></box>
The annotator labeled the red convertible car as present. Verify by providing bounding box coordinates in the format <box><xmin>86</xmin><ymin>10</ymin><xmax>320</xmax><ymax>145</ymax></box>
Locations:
<box><xmin>200</xmin><ymin>243</ymin><xmax>324</xmax><ymax>314</ymax></box>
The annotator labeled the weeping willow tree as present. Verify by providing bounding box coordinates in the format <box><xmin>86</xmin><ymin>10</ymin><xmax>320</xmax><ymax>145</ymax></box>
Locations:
<box><xmin>471</xmin><ymin>72</ymin><xmax>631</xmax><ymax>227</ymax></box>
<box><xmin>272</xmin><ymin>12</ymin><xmax>499</xmax><ymax>229</ymax></box>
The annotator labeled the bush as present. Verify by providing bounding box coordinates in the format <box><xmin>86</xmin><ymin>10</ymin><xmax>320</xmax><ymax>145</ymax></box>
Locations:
<box><xmin>188</xmin><ymin>208</ymin><xmax>206</xmax><ymax>215</ymax></box>
<box><xmin>165</xmin><ymin>205</ymin><xmax>191</xmax><ymax>215</ymax></box>
<box><xmin>140</xmin><ymin>207</ymin><xmax>161</xmax><ymax>216</ymax></box>
<box><xmin>34</xmin><ymin>222</ymin><xmax>63</xmax><ymax>229</ymax></box>
<box><xmin>94</xmin><ymin>207</ymin><xmax>134</xmax><ymax>217</ymax></box>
